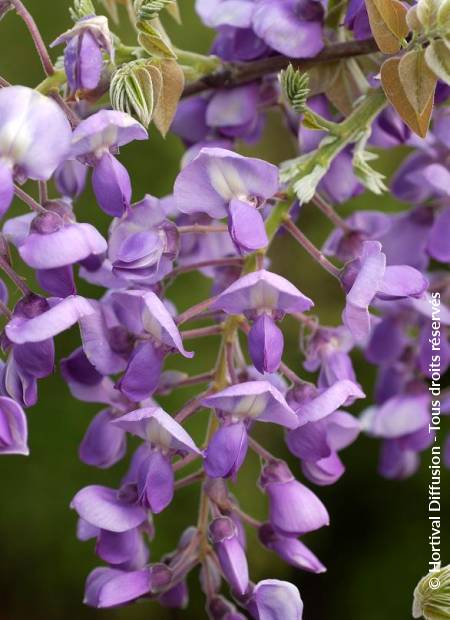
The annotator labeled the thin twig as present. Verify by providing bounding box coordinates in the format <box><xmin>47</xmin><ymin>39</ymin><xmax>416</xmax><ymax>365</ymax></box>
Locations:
<box><xmin>0</xmin><ymin>76</ymin><xmax>10</xmax><ymax>87</ymax></box>
<box><xmin>312</xmin><ymin>193</ymin><xmax>351</xmax><ymax>231</ymax></box>
<box><xmin>177</xmin><ymin>224</ymin><xmax>229</xmax><ymax>234</ymax></box>
<box><xmin>183</xmin><ymin>38</ymin><xmax>378</xmax><ymax>97</ymax></box>
<box><xmin>248</xmin><ymin>436</ymin><xmax>277</xmax><ymax>463</ymax></box>
<box><xmin>176</xmin><ymin>296</ymin><xmax>218</xmax><ymax>325</ymax></box>
<box><xmin>10</xmin><ymin>0</ymin><xmax>54</xmax><ymax>76</ymax></box>
<box><xmin>49</xmin><ymin>92</ymin><xmax>81</xmax><ymax>128</ymax></box>
<box><xmin>14</xmin><ymin>185</ymin><xmax>46</xmax><ymax>214</ymax></box>
<box><xmin>283</xmin><ymin>217</ymin><xmax>341</xmax><ymax>278</ymax></box>
<box><xmin>173</xmin><ymin>453</ymin><xmax>201</xmax><ymax>472</ymax></box>
<box><xmin>168</xmin><ymin>257</ymin><xmax>244</xmax><ymax>280</ymax></box>
<box><xmin>181</xmin><ymin>325</ymin><xmax>223</xmax><ymax>340</ymax></box>
<box><xmin>0</xmin><ymin>256</ymin><xmax>30</xmax><ymax>295</ymax></box>
<box><xmin>38</xmin><ymin>181</ymin><xmax>48</xmax><ymax>205</ymax></box>
<box><xmin>174</xmin><ymin>469</ymin><xmax>205</xmax><ymax>491</ymax></box>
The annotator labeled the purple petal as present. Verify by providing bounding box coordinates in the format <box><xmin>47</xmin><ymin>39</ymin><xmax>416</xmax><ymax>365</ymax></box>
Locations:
<box><xmin>5</xmin><ymin>295</ymin><xmax>95</xmax><ymax>344</ymax></box>
<box><xmin>54</xmin><ymin>159</ymin><xmax>87</xmax><ymax>198</ymax></box>
<box><xmin>427</xmin><ymin>206</ymin><xmax>450</xmax><ymax>263</ymax></box>
<box><xmin>253</xmin><ymin>0</ymin><xmax>324</xmax><ymax>58</ymax></box>
<box><xmin>71</xmin><ymin>485</ymin><xmax>147</xmax><ymax>532</ymax></box>
<box><xmin>112</xmin><ymin>406</ymin><xmax>201</xmax><ymax>454</ymax></box>
<box><xmin>203</xmin><ymin>380</ymin><xmax>298</xmax><ymax>428</ymax></box>
<box><xmin>196</xmin><ymin>0</ymin><xmax>254</xmax><ymax>28</ymax></box>
<box><xmin>84</xmin><ymin>566</ymin><xmax>151</xmax><ymax>608</ymax></box>
<box><xmin>0</xmin><ymin>161</ymin><xmax>13</xmax><ymax>218</ymax></box>
<box><xmin>71</xmin><ymin>109</ymin><xmax>147</xmax><ymax>158</ymax></box>
<box><xmin>302</xmin><ymin>451</ymin><xmax>346</xmax><ymax>486</ymax></box>
<box><xmin>137</xmin><ymin>450</ymin><xmax>174</xmax><ymax>513</ymax></box>
<box><xmin>296</xmin><ymin>380</ymin><xmax>365</xmax><ymax>426</ymax></box>
<box><xmin>19</xmin><ymin>223</ymin><xmax>107</xmax><ymax>269</ymax></box>
<box><xmin>286</xmin><ymin>420</ymin><xmax>331</xmax><ymax>461</ymax></box>
<box><xmin>117</xmin><ymin>342</ymin><xmax>164</xmax><ymax>402</ymax></box>
<box><xmin>79</xmin><ymin>409</ymin><xmax>127</xmax><ymax>469</ymax></box>
<box><xmin>0</xmin><ymin>86</ymin><xmax>72</xmax><ymax>179</ymax></box>
<box><xmin>259</xmin><ymin>523</ymin><xmax>326</xmax><ymax>573</ymax></box>
<box><xmin>13</xmin><ymin>339</ymin><xmax>54</xmax><ymax>378</ymax></box>
<box><xmin>228</xmin><ymin>198</ymin><xmax>268</xmax><ymax>253</ymax></box>
<box><xmin>212</xmin><ymin>269</ymin><xmax>314</xmax><ymax>315</ymax></box>
<box><xmin>204</xmin><ymin>422</ymin><xmax>248</xmax><ymax>478</ymax></box>
<box><xmin>377</xmin><ymin>265</ymin><xmax>428</xmax><ymax>299</ymax></box>
<box><xmin>0</xmin><ymin>396</ymin><xmax>29</xmax><ymax>455</ymax></box>
<box><xmin>174</xmin><ymin>147</ymin><xmax>278</xmax><ymax>218</ymax></box>
<box><xmin>209</xmin><ymin>516</ymin><xmax>249</xmax><ymax>595</ymax></box>
<box><xmin>248</xmin><ymin>579</ymin><xmax>304</xmax><ymax>620</ymax></box>
<box><xmin>363</xmin><ymin>393</ymin><xmax>430</xmax><ymax>438</ymax></box>
<box><xmin>207</xmin><ymin>84</ymin><xmax>260</xmax><ymax>128</ymax></box>
<box><xmin>248</xmin><ymin>314</ymin><xmax>284</xmax><ymax>373</ymax></box>
<box><xmin>37</xmin><ymin>265</ymin><xmax>76</xmax><ymax>298</ymax></box>
<box><xmin>92</xmin><ymin>152</ymin><xmax>132</xmax><ymax>217</ymax></box>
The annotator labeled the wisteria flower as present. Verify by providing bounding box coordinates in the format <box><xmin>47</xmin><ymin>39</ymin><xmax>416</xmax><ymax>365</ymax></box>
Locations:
<box><xmin>70</xmin><ymin>110</ymin><xmax>147</xmax><ymax>216</ymax></box>
<box><xmin>212</xmin><ymin>269</ymin><xmax>313</xmax><ymax>373</ymax></box>
<box><xmin>174</xmin><ymin>147</ymin><xmax>278</xmax><ymax>254</ymax></box>
<box><xmin>0</xmin><ymin>86</ymin><xmax>72</xmax><ymax>216</ymax></box>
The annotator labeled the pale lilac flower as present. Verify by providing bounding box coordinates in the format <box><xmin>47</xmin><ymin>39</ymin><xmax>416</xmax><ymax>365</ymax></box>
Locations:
<box><xmin>212</xmin><ymin>269</ymin><xmax>313</xmax><ymax>373</ymax></box>
<box><xmin>258</xmin><ymin>523</ymin><xmax>326</xmax><ymax>573</ymax></box>
<box><xmin>52</xmin><ymin>15</ymin><xmax>113</xmax><ymax>93</ymax></box>
<box><xmin>0</xmin><ymin>396</ymin><xmax>29</xmax><ymax>455</ymax></box>
<box><xmin>253</xmin><ymin>0</ymin><xmax>324</xmax><ymax>58</ymax></box>
<box><xmin>260</xmin><ymin>460</ymin><xmax>329</xmax><ymax>535</ymax></box>
<box><xmin>70</xmin><ymin>110</ymin><xmax>147</xmax><ymax>216</ymax></box>
<box><xmin>112</xmin><ymin>407</ymin><xmax>201</xmax><ymax>512</ymax></box>
<box><xmin>174</xmin><ymin>148</ymin><xmax>278</xmax><ymax>253</ymax></box>
<box><xmin>209</xmin><ymin>516</ymin><xmax>249</xmax><ymax>595</ymax></box>
<box><xmin>246</xmin><ymin>579</ymin><xmax>304</xmax><ymax>620</ymax></box>
<box><xmin>0</xmin><ymin>86</ymin><xmax>71</xmax><ymax>216</ymax></box>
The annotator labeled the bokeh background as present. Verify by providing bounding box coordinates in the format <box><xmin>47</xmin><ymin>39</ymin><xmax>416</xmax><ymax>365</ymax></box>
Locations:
<box><xmin>0</xmin><ymin>2</ymin><xmax>448</xmax><ymax>619</ymax></box>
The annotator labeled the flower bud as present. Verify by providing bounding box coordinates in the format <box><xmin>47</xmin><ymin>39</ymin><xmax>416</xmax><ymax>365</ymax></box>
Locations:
<box><xmin>208</xmin><ymin>516</ymin><xmax>249</xmax><ymax>596</ymax></box>
<box><xmin>413</xmin><ymin>565</ymin><xmax>450</xmax><ymax>619</ymax></box>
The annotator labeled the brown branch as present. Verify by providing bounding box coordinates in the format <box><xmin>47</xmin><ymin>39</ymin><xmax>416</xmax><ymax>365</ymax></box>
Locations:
<box><xmin>183</xmin><ymin>38</ymin><xmax>378</xmax><ymax>97</ymax></box>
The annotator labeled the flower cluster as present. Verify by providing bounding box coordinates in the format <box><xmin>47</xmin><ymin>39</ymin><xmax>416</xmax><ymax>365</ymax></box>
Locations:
<box><xmin>0</xmin><ymin>0</ymin><xmax>449</xmax><ymax>618</ymax></box>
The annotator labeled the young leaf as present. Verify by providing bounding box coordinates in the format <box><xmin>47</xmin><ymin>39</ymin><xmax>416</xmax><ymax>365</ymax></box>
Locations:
<box><xmin>110</xmin><ymin>60</ymin><xmax>162</xmax><ymax>127</ymax></box>
<box><xmin>416</xmin><ymin>0</ymin><xmax>440</xmax><ymax>28</ymax></box>
<box><xmin>406</xmin><ymin>5</ymin><xmax>423</xmax><ymax>31</ymax></box>
<box><xmin>279</xmin><ymin>65</ymin><xmax>310</xmax><ymax>114</ymax></box>
<box><xmin>438</xmin><ymin>0</ymin><xmax>450</xmax><ymax>29</ymax></box>
<box><xmin>325</xmin><ymin>62</ymin><xmax>362</xmax><ymax>115</ymax></box>
<box><xmin>381</xmin><ymin>57</ymin><xmax>433</xmax><ymax>137</ymax></box>
<box><xmin>425</xmin><ymin>40</ymin><xmax>450</xmax><ymax>85</ymax></box>
<box><xmin>152</xmin><ymin>59</ymin><xmax>184</xmax><ymax>137</ymax></box>
<box><xmin>365</xmin><ymin>0</ymin><xmax>409</xmax><ymax>53</ymax></box>
<box><xmin>398</xmin><ymin>49</ymin><xmax>437</xmax><ymax>117</ymax></box>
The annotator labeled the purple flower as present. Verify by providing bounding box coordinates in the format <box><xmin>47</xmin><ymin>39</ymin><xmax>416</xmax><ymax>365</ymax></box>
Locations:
<box><xmin>0</xmin><ymin>86</ymin><xmax>71</xmax><ymax>216</ymax></box>
<box><xmin>174</xmin><ymin>148</ymin><xmax>279</xmax><ymax>253</ymax></box>
<box><xmin>341</xmin><ymin>241</ymin><xmax>428</xmax><ymax>343</ymax></box>
<box><xmin>196</xmin><ymin>0</ymin><xmax>254</xmax><ymax>28</ymax></box>
<box><xmin>79</xmin><ymin>408</ymin><xmax>127</xmax><ymax>469</ymax></box>
<box><xmin>5</xmin><ymin>294</ymin><xmax>95</xmax><ymax>344</ymax></box>
<box><xmin>71</xmin><ymin>484</ymin><xmax>148</xmax><ymax>532</ymax></box>
<box><xmin>246</xmin><ymin>579</ymin><xmax>304</xmax><ymax>620</ymax></box>
<box><xmin>51</xmin><ymin>15</ymin><xmax>113</xmax><ymax>93</ymax></box>
<box><xmin>253</xmin><ymin>0</ymin><xmax>324</xmax><ymax>58</ymax></box>
<box><xmin>209</xmin><ymin>516</ymin><xmax>249</xmax><ymax>595</ymax></box>
<box><xmin>212</xmin><ymin>269</ymin><xmax>313</xmax><ymax>373</ymax></box>
<box><xmin>203</xmin><ymin>381</ymin><xmax>297</xmax><ymax>478</ymax></box>
<box><xmin>112</xmin><ymin>407</ymin><xmax>201</xmax><ymax>512</ymax></box>
<box><xmin>108</xmin><ymin>194</ymin><xmax>179</xmax><ymax>284</ymax></box>
<box><xmin>54</xmin><ymin>159</ymin><xmax>88</xmax><ymax>199</ymax></box>
<box><xmin>258</xmin><ymin>523</ymin><xmax>326</xmax><ymax>573</ymax></box>
<box><xmin>12</xmin><ymin>207</ymin><xmax>107</xmax><ymax>270</ymax></box>
<box><xmin>260</xmin><ymin>460</ymin><xmax>329</xmax><ymax>535</ymax></box>
<box><xmin>0</xmin><ymin>396</ymin><xmax>29</xmax><ymax>455</ymax></box>
<box><xmin>70</xmin><ymin>110</ymin><xmax>147</xmax><ymax>216</ymax></box>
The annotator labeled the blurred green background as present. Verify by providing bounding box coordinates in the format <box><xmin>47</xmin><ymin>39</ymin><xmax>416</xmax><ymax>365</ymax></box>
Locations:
<box><xmin>0</xmin><ymin>2</ymin><xmax>448</xmax><ymax>619</ymax></box>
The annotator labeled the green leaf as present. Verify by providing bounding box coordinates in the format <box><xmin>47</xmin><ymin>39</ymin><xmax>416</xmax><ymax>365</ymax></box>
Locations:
<box><xmin>137</xmin><ymin>19</ymin><xmax>176</xmax><ymax>58</ymax></box>
<box><xmin>365</xmin><ymin>0</ymin><xmax>409</xmax><ymax>53</ymax></box>
<box><xmin>110</xmin><ymin>60</ymin><xmax>162</xmax><ymax>127</ymax></box>
<box><xmin>381</xmin><ymin>56</ymin><xmax>433</xmax><ymax>137</ymax></box>
<box><xmin>69</xmin><ymin>0</ymin><xmax>95</xmax><ymax>20</ymax></box>
<box><xmin>425</xmin><ymin>39</ymin><xmax>450</xmax><ymax>85</ymax></box>
<box><xmin>416</xmin><ymin>0</ymin><xmax>440</xmax><ymax>28</ymax></box>
<box><xmin>279</xmin><ymin>65</ymin><xmax>310</xmax><ymax>114</ymax></box>
<box><xmin>398</xmin><ymin>49</ymin><xmax>437</xmax><ymax>116</ymax></box>
<box><xmin>134</xmin><ymin>0</ymin><xmax>175</xmax><ymax>21</ymax></box>
<box><xmin>152</xmin><ymin>59</ymin><xmax>184</xmax><ymax>136</ymax></box>
<box><xmin>437</xmin><ymin>0</ymin><xmax>450</xmax><ymax>29</ymax></box>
